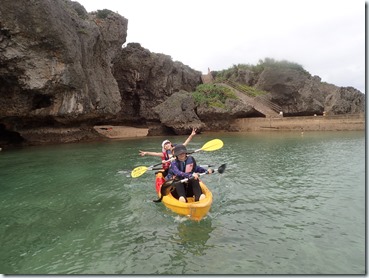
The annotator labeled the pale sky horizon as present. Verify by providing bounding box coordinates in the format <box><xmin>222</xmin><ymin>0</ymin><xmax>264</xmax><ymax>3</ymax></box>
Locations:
<box><xmin>76</xmin><ymin>0</ymin><xmax>365</xmax><ymax>93</ymax></box>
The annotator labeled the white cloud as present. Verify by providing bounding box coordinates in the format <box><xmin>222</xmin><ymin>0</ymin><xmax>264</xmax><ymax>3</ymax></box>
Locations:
<box><xmin>76</xmin><ymin>0</ymin><xmax>365</xmax><ymax>93</ymax></box>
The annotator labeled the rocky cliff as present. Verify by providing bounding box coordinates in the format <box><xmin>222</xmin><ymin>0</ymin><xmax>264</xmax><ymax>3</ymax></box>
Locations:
<box><xmin>0</xmin><ymin>0</ymin><xmax>365</xmax><ymax>147</ymax></box>
<box><xmin>253</xmin><ymin>65</ymin><xmax>365</xmax><ymax>116</ymax></box>
<box><xmin>112</xmin><ymin>43</ymin><xmax>202</xmax><ymax>123</ymax></box>
<box><xmin>0</xmin><ymin>0</ymin><xmax>128</xmax><ymax>145</ymax></box>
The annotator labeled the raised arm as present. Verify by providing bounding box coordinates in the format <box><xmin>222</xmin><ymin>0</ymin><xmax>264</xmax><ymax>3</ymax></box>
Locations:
<box><xmin>139</xmin><ymin>150</ymin><xmax>162</xmax><ymax>157</ymax></box>
<box><xmin>183</xmin><ymin>128</ymin><xmax>197</xmax><ymax>146</ymax></box>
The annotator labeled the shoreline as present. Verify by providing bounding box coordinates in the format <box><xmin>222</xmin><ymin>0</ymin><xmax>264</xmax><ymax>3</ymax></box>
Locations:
<box><xmin>95</xmin><ymin>114</ymin><xmax>365</xmax><ymax>140</ymax></box>
<box><xmin>93</xmin><ymin>125</ymin><xmax>149</xmax><ymax>139</ymax></box>
<box><xmin>231</xmin><ymin>114</ymin><xmax>365</xmax><ymax>132</ymax></box>
<box><xmin>1</xmin><ymin>115</ymin><xmax>364</xmax><ymax>149</ymax></box>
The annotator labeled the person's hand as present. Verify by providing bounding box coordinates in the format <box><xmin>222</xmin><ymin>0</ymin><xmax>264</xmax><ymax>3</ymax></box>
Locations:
<box><xmin>139</xmin><ymin>150</ymin><xmax>146</xmax><ymax>156</ymax></box>
<box><xmin>192</xmin><ymin>173</ymin><xmax>199</xmax><ymax>180</ymax></box>
<box><xmin>207</xmin><ymin>169</ymin><xmax>214</xmax><ymax>174</ymax></box>
<box><xmin>190</xmin><ymin>128</ymin><xmax>197</xmax><ymax>136</ymax></box>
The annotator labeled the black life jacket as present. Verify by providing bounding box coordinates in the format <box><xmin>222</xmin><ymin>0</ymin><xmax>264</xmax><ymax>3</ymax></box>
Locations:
<box><xmin>176</xmin><ymin>156</ymin><xmax>197</xmax><ymax>173</ymax></box>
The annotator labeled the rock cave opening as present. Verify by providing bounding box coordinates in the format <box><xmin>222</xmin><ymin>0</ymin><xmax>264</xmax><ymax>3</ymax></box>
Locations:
<box><xmin>0</xmin><ymin>123</ymin><xmax>25</xmax><ymax>146</ymax></box>
<box><xmin>32</xmin><ymin>94</ymin><xmax>53</xmax><ymax>110</ymax></box>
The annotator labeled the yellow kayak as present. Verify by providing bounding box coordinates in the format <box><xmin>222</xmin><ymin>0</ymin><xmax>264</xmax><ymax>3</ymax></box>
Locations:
<box><xmin>155</xmin><ymin>172</ymin><xmax>213</xmax><ymax>221</ymax></box>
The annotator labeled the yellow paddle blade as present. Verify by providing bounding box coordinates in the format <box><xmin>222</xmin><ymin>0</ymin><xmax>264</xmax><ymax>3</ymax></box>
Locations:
<box><xmin>131</xmin><ymin>166</ymin><xmax>148</xmax><ymax>178</ymax></box>
<box><xmin>201</xmin><ymin>139</ymin><xmax>224</xmax><ymax>152</ymax></box>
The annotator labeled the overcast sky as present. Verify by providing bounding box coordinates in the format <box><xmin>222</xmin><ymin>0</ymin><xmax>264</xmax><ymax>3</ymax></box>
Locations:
<box><xmin>76</xmin><ymin>0</ymin><xmax>365</xmax><ymax>93</ymax></box>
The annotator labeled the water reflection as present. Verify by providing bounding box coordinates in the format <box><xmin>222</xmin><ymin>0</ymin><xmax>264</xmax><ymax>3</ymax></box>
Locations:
<box><xmin>172</xmin><ymin>218</ymin><xmax>214</xmax><ymax>256</ymax></box>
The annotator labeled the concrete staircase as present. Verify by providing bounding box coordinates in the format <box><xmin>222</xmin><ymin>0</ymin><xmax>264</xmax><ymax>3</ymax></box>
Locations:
<box><xmin>201</xmin><ymin>71</ymin><xmax>282</xmax><ymax>117</ymax></box>
<box><xmin>217</xmin><ymin>80</ymin><xmax>282</xmax><ymax>118</ymax></box>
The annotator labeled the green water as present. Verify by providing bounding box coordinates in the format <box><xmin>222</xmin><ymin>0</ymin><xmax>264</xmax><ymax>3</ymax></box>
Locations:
<box><xmin>0</xmin><ymin>131</ymin><xmax>365</xmax><ymax>274</ymax></box>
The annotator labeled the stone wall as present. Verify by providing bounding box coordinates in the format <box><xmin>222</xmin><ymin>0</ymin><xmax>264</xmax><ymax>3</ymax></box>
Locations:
<box><xmin>231</xmin><ymin>114</ymin><xmax>365</xmax><ymax>131</ymax></box>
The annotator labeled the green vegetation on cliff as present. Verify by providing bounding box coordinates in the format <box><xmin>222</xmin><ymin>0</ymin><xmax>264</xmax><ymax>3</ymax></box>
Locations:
<box><xmin>213</xmin><ymin>57</ymin><xmax>309</xmax><ymax>81</ymax></box>
<box><xmin>192</xmin><ymin>84</ymin><xmax>237</xmax><ymax>108</ymax></box>
<box><xmin>94</xmin><ymin>9</ymin><xmax>114</xmax><ymax>19</ymax></box>
<box><xmin>230</xmin><ymin>83</ymin><xmax>269</xmax><ymax>97</ymax></box>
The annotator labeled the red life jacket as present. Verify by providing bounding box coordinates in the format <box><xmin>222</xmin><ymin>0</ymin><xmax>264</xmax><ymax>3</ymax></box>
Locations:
<box><xmin>161</xmin><ymin>150</ymin><xmax>172</xmax><ymax>170</ymax></box>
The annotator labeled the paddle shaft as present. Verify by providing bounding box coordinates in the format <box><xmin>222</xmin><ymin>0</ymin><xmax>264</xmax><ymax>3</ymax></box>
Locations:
<box><xmin>187</xmin><ymin>148</ymin><xmax>202</xmax><ymax>154</ymax></box>
<box><xmin>177</xmin><ymin>169</ymin><xmax>216</xmax><ymax>183</ymax></box>
<box><xmin>149</xmin><ymin>164</ymin><xmax>214</xmax><ymax>172</ymax></box>
<box><xmin>153</xmin><ymin>164</ymin><xmax>226</xmax><ymax>202</ymax></box>
<box><xmin>148</xmin><ymin>141</ymin><xmax>212</xmax><ymax>168</ymax></box>
<box><xmin>132</xmin><ymin>139</ymin><xmax>223</xmax><ymax>178</ymax></box>
<box><xmin>172</xmin><ymin>164</ymin><xmax>226</xmax><ymax>185</ymax></box>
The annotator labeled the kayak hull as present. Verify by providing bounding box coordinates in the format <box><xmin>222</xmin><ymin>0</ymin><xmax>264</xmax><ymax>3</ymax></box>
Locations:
<box><xmin>155</xmin><ymin>172</ymin><xmax>213</xmax><ymax>221</ymax></box>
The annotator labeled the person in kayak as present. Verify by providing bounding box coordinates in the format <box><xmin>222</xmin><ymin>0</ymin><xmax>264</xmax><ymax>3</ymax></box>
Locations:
<box><xmin>138</xmin><ymin>128</ymin><xmax>197</xmax><ymax>176</ymax></box>
<box><xmin>166</xmin><ymin>144</ymin><xmax>213</xmax><ymax>203</ymax></box>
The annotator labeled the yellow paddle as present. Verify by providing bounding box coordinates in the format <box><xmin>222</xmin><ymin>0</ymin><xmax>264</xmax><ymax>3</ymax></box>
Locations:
<box><xmin>188</xmin><ymin>138</ymin><xmax>224</xmax><ymax>154</ymax></box>
<box><xmin>131</xmin><ymin>139</ymin><xmax>224</xmax><ymax>178</ymax></box>
<box><xmin>131</xmin><ymin>166</ymin><xmax>151</xmax><ymax>178</ymax></box>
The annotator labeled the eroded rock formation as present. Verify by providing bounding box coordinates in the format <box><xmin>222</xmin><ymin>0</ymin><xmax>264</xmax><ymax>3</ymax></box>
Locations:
<box><xmin>112</xmin><ymin>43</ymin><xmax>202</xmax><ymax>123</ymax></box>
<box><xmin>246</xmin><ymin>66</ymin><xmax>364</xmax><ymax>116</ymax></box>
<box><xmin>0</xmin><ymin>0</ymin><xmax>127</xmax><ymax>145</ymax></box>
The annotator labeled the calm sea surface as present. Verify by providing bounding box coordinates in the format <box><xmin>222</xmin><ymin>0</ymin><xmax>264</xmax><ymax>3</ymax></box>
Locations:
<box><xmin>0</xmin><ymin>131</ymin><xmax>365</xmax><ymax>274</ymax></box>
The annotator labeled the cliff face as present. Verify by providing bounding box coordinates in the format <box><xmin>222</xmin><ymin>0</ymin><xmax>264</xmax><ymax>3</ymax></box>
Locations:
<box><xmin>0</xmin><ymin>0</ymin><xmax>127</xmax><ymax>128</ymax></box>
<box><xmin>0</xmin><ymin>0</ymin><xmax>365</xmax><ymax>147</ymax></box>
<box><xmin>254</xmin><ymin>67</ymin><xmax>365</xmax><ymax>116</ymax></box>
<box><xmin>112</xmin><ymin>43</ymin><xmax>202</xmax><ymax>123</ymax></box>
